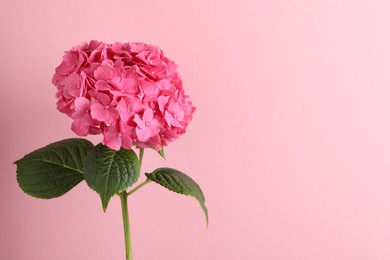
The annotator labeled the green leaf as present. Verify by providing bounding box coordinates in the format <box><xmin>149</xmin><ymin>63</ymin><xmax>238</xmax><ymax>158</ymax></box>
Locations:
<box><xmin>157</xmin><ymin>146</ymin><xmax>166</xmax><ymax>160</ymax></box>
<box><xmin>14</xmin><ymin>138</ymin><xmax>94</xmax><ymax>199</ymax></box>
<box><xmin>84</xmin><ymin>144</ymin><xmax>140</xmax><ymax>211</ymax></box>
<box><xmin>146</xmin><ymin>168</ymin><xmax>208</xmax><ymax>227</ymax></box>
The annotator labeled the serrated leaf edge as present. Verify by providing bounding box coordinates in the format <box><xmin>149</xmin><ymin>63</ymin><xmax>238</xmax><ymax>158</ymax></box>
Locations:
<box><xmin>145</xmin><ymin>169</ymin><xmax>209</xmax><ymax>227</ymax></box>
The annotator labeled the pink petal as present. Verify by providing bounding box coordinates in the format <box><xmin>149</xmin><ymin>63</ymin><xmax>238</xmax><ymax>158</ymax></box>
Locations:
<box><xmin>121</xmin><ymin>77</ymin><xmax>138</xmax><ymax>93</ymax></box>
<box><xmin>74</xmin><ymin>97</ymin><xmax>90</xmax><ymax>110</ymax></box>
<box><xmin>103</xmin><ymin>126</ymin><xmax>121</xmax><ymax>150</ymax></box>
<box><xmin>114</xmin><ymin>59</ymin><xmax>126</xmax><ymax>71</ymax></box>
<box><xmin>148</xmin><ymin>123</ymin><xmax>161</xmax><ymax>136</ymax></box>
<box><xmin>141</xmin><ymin>80</ymin><xmax>158</xmax><ymax>97</ymax></box>
<box><xmin>104</xmin><ymin>136</ymin><xmax>121</xmax><ymax>150</ymax></box>
<box><xmin>164</xmin><ymin>111</ymin><xmax>174</xmax><ymax>127</ymax></box>
<box><xmin>95</xmin><ymin>80</ymin><xmax>110</xmax><ymax>91</ymax></box>
<box><xmin>111</xmin><ymin>42</ymin><xmax>124</xmax><ymax>53</ymax></box>
<box><xmin>129</xmin><ymin>97</ymin><xmax>144</xmax><ymax>113</ymax></box>
<box><xmin>88</xmin><ymin>126</ymin><xmax>102</xmax><ymax>135</ymax></box>
<box><xmin>94</xmin><ymin>65</ymin><xmax>114</xmax><ymax>80</ymax></box>
<box><xmin>167</xmin><ymin>101</ymin><xmax>185</xmax><ymax>122</ymax></box>
<box><xmin>135</xmin><ymin>51</ymin><xmax>149</xmax><ymax>64</ymax></box>
<box><xmin>72</xmin><ymin>110</ymin><xmax>85</xmax><ymax>119</ymax></box>
<box><xmin>117</xmin><ymin>99</ymin><xmax>131</xmax><ymax>122</ymax></box>
<box><xmin>168</xmin><ymin>102</ymin><xmax>182</xmax><ymax>115</ymax></box>
<box><xmin>133</xmin><ymin>114</ymin><xmax>145</xmax><ymax>128</ymax></box>
<box><xmin>148</xmin><ymin>135</ymin><xmax>162</xmax><ymax>150</ymax></box>
<box><xmin>56</xmin><ymin>52</ymin><xmax>77</xmax><ymax>76</ymax></box>
<box><xmin>91</xmin><ymin>103</ymin><xmax>109</xmax><ymax>122</ymax></box>
<box><xmin>107</xmin><ymin>107</ymin><xmax>119</xmax><ymax>124</ymax></box>
<box><xmin>82</xmin><ymin>113</ymin><xmax>96</xmax><ymax>125</ymax></box>
<box><xmin>177</xmin><ymin>109</ymin><xmax>185</xmax><ymax>121</ymax></box>
<box><xmin>171</xmin><ymin>118</ymin><xmax>183</xmax><ymax>128</ymax></box>
<box><xmin>121</xmin><ymin>135</ymin><xmax>133</xmax><ymax>149</ymax></box>
<box><xmin>164</xmin><ymin>111</ymin><xmax>183</xmax><ymax>128</ymax></box>
<box><xmin>148</xmin><ymin>51</ymin><xmax>162</xmax><ymax>66</ymax></box>
<box><xmin>63</xmin><ymin>73</ymin><xmax>83</xmax><ymax>98</ymax></box>
<box><xmin>71</xmin><ymin>119</ymin><xmax>89</xmax><ymax>136</ymax></box>
<box><xmin>96</xmin><ymin>93</ymin><xmax>111</xmax><ymax>106</ymax></box>
<box><xmin>130</xmin><ymin>42</ymin><xmax>149</xmax><ymax>53</ymax></box>
<box><xmin>119</xmin><ymin>122</ymin><xmax>133</xmax><ymax>135</ymax></box>
<box><xmin>142</xmin><ymin>108</ymin><xmax>154</xmax><ymax>122</ymax></box>
<box><xmin>157</xmin><ymin>79</ymin><xmax>171</xmax><ymax>90</ymax></box>
<box><xmin>158</xmin><ymin>96</ymin><xmax>169</xmax><ymax>113</ymax></box>
<box><xmin>56</xmin><ymin>98</ymin><xmax>74</xmax><ymax>114</ymax></box>
<box><xmin>117</xmin><ymin>99</ymin><xmax>127</xmax><ymax>111</ymax></box>
<box><xmin>136</xmin><ymin>126</ymin><xmax>151</xmax><ymax>142</ymax></box>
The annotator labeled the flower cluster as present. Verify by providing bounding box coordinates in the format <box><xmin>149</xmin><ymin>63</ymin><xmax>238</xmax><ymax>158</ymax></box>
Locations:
<box><xmin>53</xmin><ymin>41</ymin><xmax>195</xmax><ymax>151</ymax></box>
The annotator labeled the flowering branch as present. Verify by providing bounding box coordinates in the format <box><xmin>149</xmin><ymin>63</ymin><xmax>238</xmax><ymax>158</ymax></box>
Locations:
<box><xmin>14</xmin><ymin>41</ymin><xmax>207</xmax><ymax>260</ymax></box>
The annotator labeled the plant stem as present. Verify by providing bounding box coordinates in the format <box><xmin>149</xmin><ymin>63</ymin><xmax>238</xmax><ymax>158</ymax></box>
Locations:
<box><xmin>139</xmin><ymin>148</ymin><xmax>144</xmax><ymax>167</ymax></box>
<box><xmin>120</xmin><ymin>191</ymin><xmax>132</xmax><ymax>260</ymax></box>
<box><xmin>119</xmin><ymin>148</ymin><xmax>146</xmax><ymax>260</ymax></box>
<box><xmin>127</xmin><ymin>179</ymin><xmax>152</xmax><ymax>196</ymax></box>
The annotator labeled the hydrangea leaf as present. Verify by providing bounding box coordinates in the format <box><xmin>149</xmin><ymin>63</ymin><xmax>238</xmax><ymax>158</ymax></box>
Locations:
<box><xmin>15</xmin><ymin>138</ymin><xmax>94</xmax><ymax>199</ymax></box>
<box><xmin>84</xmin><ymin>144</ymin><xmax>140</xmax><ymax>211</ymax></box>
<box><xmin>157</xmin><ymin>146</ymin><xmax>166</xmax><ymax>160</ymax></box>
<box><xmin>145</xmin><ymin>168</ymin><xmax>208</xmax><ymax>227</ymax></box>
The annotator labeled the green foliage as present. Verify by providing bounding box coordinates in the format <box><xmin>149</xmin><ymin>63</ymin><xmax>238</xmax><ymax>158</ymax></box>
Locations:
<box><xmin>15</xmin><ymin>138</ymin><xmax>208</xmax><ymax>229</ymax></box>
<box><xmin>15</xmin><ymin>138</ymin><xmax>94</xmax><ymax>199</ymax></box>
<box><xmin>146</xmin><ymin>168</ymin><xmax>208</xmax><ymax>226</ymax></box>
<box><xmin>84</xmin><ymin>144</ymin><xmax>140</xmax><ymax>211</ymax></box>
<box><xmin>157</xmin><ymin>147</ymin><xmax>166</xmax><ymax>160</ymax></box>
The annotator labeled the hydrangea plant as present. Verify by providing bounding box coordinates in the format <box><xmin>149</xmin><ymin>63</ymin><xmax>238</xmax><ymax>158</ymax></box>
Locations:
<box><xmin>14</xmin><ymin>41</ymin><xmax>207</xmax><ymax>260</ymax></box>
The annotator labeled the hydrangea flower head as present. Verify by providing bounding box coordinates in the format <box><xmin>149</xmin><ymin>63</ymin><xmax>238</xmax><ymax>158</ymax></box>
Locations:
<box><xmin>53</xmin><ymin>41</ymin><xmax>195</xmax><ymax>150</ymax></box>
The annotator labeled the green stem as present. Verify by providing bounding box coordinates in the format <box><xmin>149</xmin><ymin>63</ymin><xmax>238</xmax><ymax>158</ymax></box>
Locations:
<box><xmin>127</xmin><ymin>179</ymin><xmax>152</xmax><ymax>196</ymax></box>
<box><xmin>120</xmin><ymin>191</ymin><xmax>132</xmax><ymax>260</ymax></box>
<box><xmin>139</xmin><ymin>148</ymin><xmax>144</xmax><ymax>167</ymax></box>
<box><xmin>119</xmin><ymin>148</ymin><xmax>146</xmax><ymax>260</ymax></box>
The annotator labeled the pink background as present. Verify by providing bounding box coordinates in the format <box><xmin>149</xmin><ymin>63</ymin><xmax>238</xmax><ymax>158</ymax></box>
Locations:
<box><xmin>1</xmin><ymin>0</ymin><xmax>390</xmax><ymax>259</ymax></box>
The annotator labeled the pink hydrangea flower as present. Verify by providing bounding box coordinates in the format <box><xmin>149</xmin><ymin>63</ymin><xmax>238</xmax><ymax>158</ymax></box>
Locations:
<box><xmin>53</xmin><ymin>41</ymin><xmax>195</xmax><ymax>151</ymax></box>
<box><xmin>134</xmin><ymin>108</ymin><xmax>162</xmax><ymax>142</ymax></box>
<box><xmin>102</xmin><ymin>122</ymin><xmax>134</xmax><ymax>151</ymax></box>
